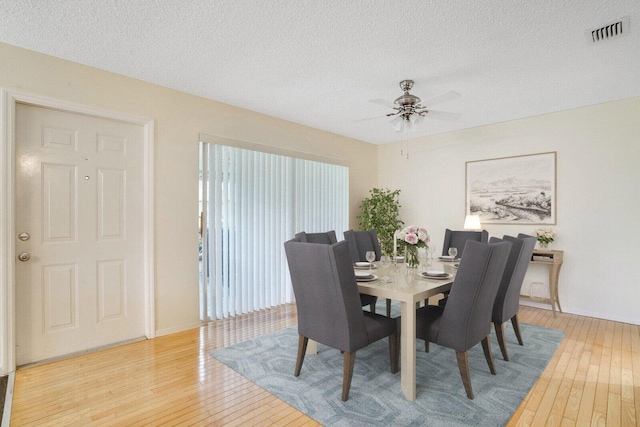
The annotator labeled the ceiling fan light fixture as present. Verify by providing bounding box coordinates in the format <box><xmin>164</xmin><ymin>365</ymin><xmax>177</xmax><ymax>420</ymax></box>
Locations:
<box><xmin>367</xmin><ymin>80</ymin><xmax>460</xmax><ymax>132</ymax></box>
<box><xmin>389</xmin><ymin>115</ymin><xmax>404</xmax><ymax>131</ymax></box>
<box><xmin>412</xmin><ymin>115</ymin><xmax>425</xmax><ymax>126</ymax></box>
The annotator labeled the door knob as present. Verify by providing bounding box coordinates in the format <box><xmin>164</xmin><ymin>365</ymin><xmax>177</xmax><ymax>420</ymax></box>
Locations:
<box><xmin>18</xmin><ymin>252</ymin><xmax>31</xmax><ymax>262</ymax></box>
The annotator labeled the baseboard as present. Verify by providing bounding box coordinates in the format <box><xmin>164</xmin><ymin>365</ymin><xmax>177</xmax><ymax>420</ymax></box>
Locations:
<box><xmin>155</xmin><ymin>321</ymin><xmax>203</xmax><ymax>337</ymax></box>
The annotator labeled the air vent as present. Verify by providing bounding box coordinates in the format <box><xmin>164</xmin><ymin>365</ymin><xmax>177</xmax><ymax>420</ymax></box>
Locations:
<box><xmin>585</xmin><ymin>16</ymin><xmax>630</xmax><ymax>43</ymax></box>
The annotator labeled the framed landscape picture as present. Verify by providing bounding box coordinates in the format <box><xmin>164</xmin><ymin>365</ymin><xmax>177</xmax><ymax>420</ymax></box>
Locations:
<box><xmin>465</xmin><ymin>152</ymin><xmax>556</xmax><ymax>224</ymax></box>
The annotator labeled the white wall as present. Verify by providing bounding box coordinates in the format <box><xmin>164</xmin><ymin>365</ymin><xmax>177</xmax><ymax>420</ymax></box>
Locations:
<box><xmin>0</xmin><ymin>42</ymin><xmax>378</xmax><ymax>337</ymax></box>
<box><xmin>379</xmin><ymin>98</ymin><xmax>640</xmax><ymax>325</ymax></box>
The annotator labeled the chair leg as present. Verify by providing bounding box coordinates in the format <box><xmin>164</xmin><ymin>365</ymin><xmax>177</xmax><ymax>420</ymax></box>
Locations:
<box><xmin>481</xmin><ymin>336</ymin><xmax>497</xmax><ymax>375</ymax></box>
<box><xmin>455</xmin><ymin>351</ymin><xmax>474</xmax><ymax>399</ymax></box>
<box><xmin>294</xmin><ymin>335</ymin><xmax>308</xmax><ymax>377</ymax></box>
<box><xmin>370</xmin><ymin>302</ymin><xmax>376</xmax><ymax>314</ymax></box>
<box><xmin>494</xmin><ymin>321</ymin><xmax>509</xmax><ymax>361</ymax></box>
<box><xmin>389</xmin><ymin>334</ymin><xmax>399</xmax><ymax>374</ymax></box>
<box><xmin>386</xmin><ymin>298</ymin><xmax>392</xmax><ymax>317</ymax></box>
<box><xmin>511</xmin><ymin>314</ymin><xmax>524</xmax><ymax>346</ymax></box>
<box><xmin>342</xmin><ymin>351</ymin><xmax>357</xmax><ymax>401</ymax></box>
<box><xmin>424</xmin><ymin>340</ymin><xmax>430</xmax><ymax>353</ymax></box>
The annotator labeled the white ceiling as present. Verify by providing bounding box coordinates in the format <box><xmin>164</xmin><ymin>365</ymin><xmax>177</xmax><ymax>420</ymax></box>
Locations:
<box><xmin>1</xmin><ymin>0</ymin><xmax>639</xmax><ymax>144</ymax></box>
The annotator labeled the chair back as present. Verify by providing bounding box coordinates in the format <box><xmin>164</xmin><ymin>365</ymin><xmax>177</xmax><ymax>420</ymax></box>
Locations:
<box><xmin>343</xmin><ymin>229</ymin><xmax>382</xmax><ymax>263</ymax></box>
<box><xmin>492</xmin><ymin>234</ymin><xmax>536</xmax><ymax>323</ymax></box>
<box><xmin>442</xmin><ymin>229</ymin><xmax>489</xmax><ymax>257</ymax></box>
<box><xmin>284</xmin><ymin>239</ymin><xmax>368</xmax><ymax>352</ymax></box>
<box><xmin>294</xmin><ymin>230</ymin><xmax>338</xmax><ymax>244</ymax></box>
<box><xmin>436</xmin><ymin>240</ymin><xmax>511</xmax><ymax>352</ymax></box>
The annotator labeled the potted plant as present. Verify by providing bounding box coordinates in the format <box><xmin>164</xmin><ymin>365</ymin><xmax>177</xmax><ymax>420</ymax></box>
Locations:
<box><xmin>357</xmin><ymin>188</ymin><xmax>404</xmax><ymax>256</ymax></box>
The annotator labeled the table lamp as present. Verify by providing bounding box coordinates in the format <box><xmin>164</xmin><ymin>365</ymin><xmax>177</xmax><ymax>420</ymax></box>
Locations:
<box><xmin>463</xmin><ymin>214</ymin><xmax>482</xmax><ymax>230</ymax></box>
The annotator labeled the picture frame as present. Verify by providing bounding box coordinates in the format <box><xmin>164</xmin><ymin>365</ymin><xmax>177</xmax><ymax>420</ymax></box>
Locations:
<box><xmin>465</xmin><ymin>152</ymin><xmax>556</xmax><ymax>225</ymax></box>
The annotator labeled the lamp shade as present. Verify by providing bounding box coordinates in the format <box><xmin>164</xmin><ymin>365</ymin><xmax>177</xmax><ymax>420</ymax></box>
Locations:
<box><xmin>463</xmin><ymin>214</ymin><xmax>481</xmax><ymax>230</ymax></box>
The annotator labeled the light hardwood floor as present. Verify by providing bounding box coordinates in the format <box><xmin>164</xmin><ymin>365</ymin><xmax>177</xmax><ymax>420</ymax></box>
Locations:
<box><xmin>9</xmin><ymin>304</ymin><xmax>640</xmax><ymax>426</ymax></box>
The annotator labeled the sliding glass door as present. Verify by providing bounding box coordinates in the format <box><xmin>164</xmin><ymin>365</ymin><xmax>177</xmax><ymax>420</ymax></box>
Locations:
<box><xmin>199</xmin><ymin>142</ymin><xmax>348</xmax><ymax>320</ymax></box>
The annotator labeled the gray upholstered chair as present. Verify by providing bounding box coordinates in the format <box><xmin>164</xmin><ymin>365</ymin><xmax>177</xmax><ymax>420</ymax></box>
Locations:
<box><xmin>284</xmin><ymin>239</ymin><xmax>399</xmax><ymax>401</ymax></box>
<box><xmin>343</xmin><ymin>229</ymin><xmax>382</xmax><ymax>263</ymax></box>
<box><xmin>296</xmin><ymin>230</ymin><xmax>378</xmax><ymax>314</ymax></box>
<box><xmin>294</xmin><ymin>230</ymin><xmax>338</xmax><ymax>244</ymax></box>
<box><xmin>491</xmin><ymin>234</ymin><xmax>536</xmax><ymax>361</ymax></box>
<box><xmin>435</xmin><ymin>228</ymin><xmax>490</xmax><ymax>307</ymax></box>
<box><xmin>415</xmin><ymin>239</ymin><xmax>511</xmax><ymax>399</ymax></box>
<box><xmin>441</xmin><ymin>229</ymin><xmax>489</xmax><ymax>258</ymax></box>
<box><xmin>343</xmin><ymin>229</ymin><xmax>388</xmax><ymax>316</ymax></box>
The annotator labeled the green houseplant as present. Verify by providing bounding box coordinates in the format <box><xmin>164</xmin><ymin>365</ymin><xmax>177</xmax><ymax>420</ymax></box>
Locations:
<box><xmin>357</xmin><ymin>188</ymin><xmax>404</xmax><ymax>256</ymax></box>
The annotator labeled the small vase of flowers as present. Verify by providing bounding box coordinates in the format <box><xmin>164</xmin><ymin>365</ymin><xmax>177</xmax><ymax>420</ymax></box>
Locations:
<box><xmin>533</xmin><ymin>227</ymin><xmax>555</xmax><ymax>249</ymax></box>
<box><xmin>396</xmin><ymin>225</ymin><xmax>430</xmax><ymax>267</ymax></box>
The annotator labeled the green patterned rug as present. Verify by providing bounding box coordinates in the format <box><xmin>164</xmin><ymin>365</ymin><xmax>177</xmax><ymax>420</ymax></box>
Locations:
<box><xmin>211</xmin><ymin>303</ymin><xmax>563</xmax><ymax>426</ymax></box>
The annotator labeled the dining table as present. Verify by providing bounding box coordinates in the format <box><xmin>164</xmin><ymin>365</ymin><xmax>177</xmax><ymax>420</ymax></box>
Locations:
<box><xmin>356</xmin><ymin>260</ymin><xmax>456</xmax><ymax>401</ymax></box>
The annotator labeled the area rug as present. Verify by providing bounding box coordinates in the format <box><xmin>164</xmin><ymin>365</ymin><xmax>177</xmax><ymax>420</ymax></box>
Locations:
<box><xmin>211</xmin><ymin>306</ymin><xmax>564</xmax><ymax>426</ymax></box>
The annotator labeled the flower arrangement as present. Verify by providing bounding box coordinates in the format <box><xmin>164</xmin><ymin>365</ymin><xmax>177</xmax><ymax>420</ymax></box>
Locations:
<box><xmin>396</xmin><ymin>225</ymin><xmax>430</xmax><ymax>267</ymax></box>
<box><xmin>532</xmin><ymin>227</ymin><xmax>555</xmax><ymax>248</ymax></box>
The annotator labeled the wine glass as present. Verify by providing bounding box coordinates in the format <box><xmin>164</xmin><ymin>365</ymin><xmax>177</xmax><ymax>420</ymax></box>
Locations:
<box><xmin>365</xmin><ymin>251</ymin><xmax>376</xmax><ymax>273</ymax></box>
<box><xmin>427</xmin><ymin>244</ymin><xmax>436</xmax><ymax>261</ymax></box>
<box><xmin>379</xmin><ymin>255</ymin><xmax>391</xmax><ymax>282</ymax></box>
<box><xmin>448</xmin><ymin>247</ymin><xmax>458</xmax><ymax>262</ymax></box>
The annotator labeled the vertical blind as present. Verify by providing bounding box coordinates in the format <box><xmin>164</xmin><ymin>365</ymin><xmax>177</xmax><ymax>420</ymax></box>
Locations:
<box><xmin>200</xmin><ymin>143</ymin><xmax>349</xmax><ymax>320</ymax></box>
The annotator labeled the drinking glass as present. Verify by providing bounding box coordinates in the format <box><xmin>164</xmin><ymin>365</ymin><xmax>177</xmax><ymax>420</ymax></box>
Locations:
<box><xmin>365</xmin><ymin>251</ymin><xmax>376</xmax><ymax>273</ymax></box>
<box><xmin>418</xmin><ymin>249</ymin><xmax>428</xmax><ymax>273</ymax></box>
<box><xmin>448</xmin><ymin>247</ymin><xmax>458</xmax><ymax>261</ymax></box>
<box><xmin>379</xmin><ymin>255</ymin><xmax>391</xmax><ymax>282</ymax></box>
<box><xmin>427</xmin><ymin>244</ymin><xmax>436</xmax><ymax>261</ymax></box>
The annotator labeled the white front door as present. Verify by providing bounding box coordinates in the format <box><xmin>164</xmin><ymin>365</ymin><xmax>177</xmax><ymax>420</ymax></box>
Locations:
<box><xmin>14</xmin><ymin>103</ymin><xmax>146</xmax><ymax>366</ymax></box>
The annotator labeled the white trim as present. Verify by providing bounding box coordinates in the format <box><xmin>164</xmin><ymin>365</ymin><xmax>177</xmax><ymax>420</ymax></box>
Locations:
<box><xmin>155</xmin><ymin>321</ymin><xmax>203</xmax><ymax>337</ymax></box>
<box><xmin>0</xmin><ymin>88</ymin><xmax>155</xmax><ymax>374</ymax></box>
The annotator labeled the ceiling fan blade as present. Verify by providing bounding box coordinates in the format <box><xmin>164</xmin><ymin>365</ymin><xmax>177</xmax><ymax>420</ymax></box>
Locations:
<box><xmin>369</xmin><ymin>98</ymin><xmax>397</xmax><ymax>109</ymax></box>
<box><xmin>418</xmin><ymin>109</ymin><xmax>461</xmax><ymax>122</ymax></box>
<box><xmin>420</xmin><ymin>91</ymin><xmax>461</xmax><ymax>108</ymax></box>
<box><xmin>352</xmin><ymin>113</ymin><xmax>392</xmax><ymax>123</ymax></box>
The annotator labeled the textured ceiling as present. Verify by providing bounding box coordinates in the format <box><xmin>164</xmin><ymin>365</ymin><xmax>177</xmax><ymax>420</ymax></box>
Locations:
<box><xmin>1</xmin><ymin>0</ymin><xmax>639</xmax><ymax>144</ymax></box>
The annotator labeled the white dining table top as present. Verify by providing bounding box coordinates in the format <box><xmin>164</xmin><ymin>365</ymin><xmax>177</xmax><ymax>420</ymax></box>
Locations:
<box><xmin>356</xmin><ymin>262</ymin><xmax>455</xmax><ymax>304</ymax></box>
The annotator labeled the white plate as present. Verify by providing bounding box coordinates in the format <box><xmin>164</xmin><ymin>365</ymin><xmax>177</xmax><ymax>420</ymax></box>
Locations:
<box><xmin>354</xmin><ymin>262</ymin><xmax>371</xmax><ymax>267</ymax></box>
<box><xmin>421</xmin><ymin>272</ymin><xmax>452</xmax><ymax>280</ymax></box>
<box><xmin>356</xmin><ymin>274</ymin><xmax>378</xmax><ymax>282</ymax></box>
<box><xmin>354</xmin><ymin>264</ymin><xmax>377</xmax><ymax>270</ymax></box>
<box><xmin>426</xmin><ymin>270</ymin><xmax>447</xmax><ymax>277</ymax></box>
<box><xmin>354</xmin><ymin>271</ymin><xmax>373</xmax><ymax>277</ymax></box>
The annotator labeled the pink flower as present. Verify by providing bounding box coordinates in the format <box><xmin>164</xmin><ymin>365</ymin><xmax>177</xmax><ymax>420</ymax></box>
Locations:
<box><xmin>406</xmin><ymin>225</ymin><xmax>417</xmax><ymax>234</ymax></box>
<box><xmin>404</xmin><ymin>233</ymin><xmax>419</xmax><ymax>244</ymax></box>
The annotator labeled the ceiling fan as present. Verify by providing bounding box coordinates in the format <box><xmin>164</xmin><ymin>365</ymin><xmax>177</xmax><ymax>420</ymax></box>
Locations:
<box><xmin>367</xmin><ymin>80</ymin><xmax>461</xmax><ymax>132</ymax></box>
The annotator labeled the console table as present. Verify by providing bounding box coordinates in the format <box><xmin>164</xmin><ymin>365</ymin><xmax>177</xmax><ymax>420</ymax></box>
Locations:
<box><xmin>521</xmin><ymin>249</ymin><xmax>564</xmax><ymax>317</ymax></box>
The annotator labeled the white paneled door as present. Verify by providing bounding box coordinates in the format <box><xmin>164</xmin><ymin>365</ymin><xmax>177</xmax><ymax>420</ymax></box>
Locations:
<box><xmin>14</xmin><ymin>104</ymin><xmax>145</xmax><ymax>366</ymax></box>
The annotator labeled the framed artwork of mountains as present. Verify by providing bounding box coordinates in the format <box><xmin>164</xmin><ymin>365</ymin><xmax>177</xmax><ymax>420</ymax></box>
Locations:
<box><xmin>466</xmin><ymin>152</ymin><xmax>556</xmax><ymax>225</ymax></box>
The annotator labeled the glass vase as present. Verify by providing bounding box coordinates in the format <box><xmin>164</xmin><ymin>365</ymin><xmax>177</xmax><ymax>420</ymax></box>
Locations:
<box><xmin>405</xmin><ymin>246</ymin><xmax>419</xmax><ymax>268</ymax></box>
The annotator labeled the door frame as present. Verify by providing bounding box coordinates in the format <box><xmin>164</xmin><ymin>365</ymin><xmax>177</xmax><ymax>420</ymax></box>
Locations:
<box><xmin>0</xmin><ymin>88</ymin><xmax>155</xmax><ymax>374</ymax></box>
